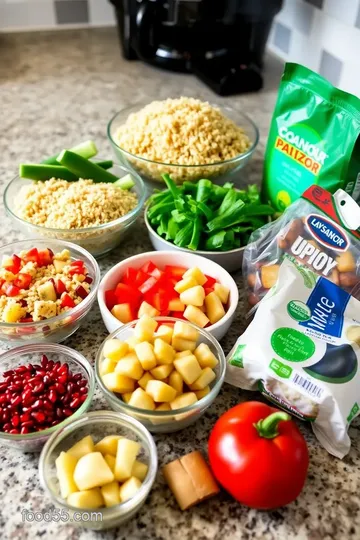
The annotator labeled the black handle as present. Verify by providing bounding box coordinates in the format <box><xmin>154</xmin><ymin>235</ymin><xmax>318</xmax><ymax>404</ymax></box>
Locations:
<box><xmin>135</xmin><ymin>1</ymin><xmax>157</xmax><ymax>60</ymax></box>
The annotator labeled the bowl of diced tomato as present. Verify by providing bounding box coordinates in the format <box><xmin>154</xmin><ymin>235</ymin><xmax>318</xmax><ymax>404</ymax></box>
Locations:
<box><xmin>97</xmin><ymin>252</ymin><xmax>238</xmax><ymax>341</ymax></box>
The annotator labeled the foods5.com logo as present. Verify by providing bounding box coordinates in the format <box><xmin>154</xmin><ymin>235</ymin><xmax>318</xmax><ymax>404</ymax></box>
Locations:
<box><xmin>305</xmin><ymin>214</ymin><xmax>349</xmax><ymax>252</ymax></box>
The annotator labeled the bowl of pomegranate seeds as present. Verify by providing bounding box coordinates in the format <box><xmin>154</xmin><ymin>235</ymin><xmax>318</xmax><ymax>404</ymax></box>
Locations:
<box><xmin>0</xmin><ymin>343</ymin><xmax>95</xmax><ymax>452</ymax></box>
<box><xmin>0</xmin><ymin>239</ymin><xmax>100</xmax><ymax>344</ymax></box>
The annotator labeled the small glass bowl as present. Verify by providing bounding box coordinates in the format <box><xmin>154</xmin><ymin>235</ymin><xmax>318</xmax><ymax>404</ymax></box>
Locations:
<box><xmin>3</xmin><ymin>163</ymin><xmax>147</xmax><ymax>258</ymax></box>
<box><xmin>0</xmin><ymin>343</ymin><xmax>95</xmax><ymax>452</ymax></box>
<box><xmin>39</xmin><ymin>411</ymin><xmax>158</xmax><ymax>530</ymax></box>
<box><xmin>107</xmin><ymin>103</ymin><xmax>259</xmax><ymax>185</ymax></box>
<box><xmin>0</xmin><ymin>239</ymin><xmax>100</xmax><ymax>344</ymax></box>
<box><xmin>95</xmin><ymin>317</ymin><xmax>226</xmax><ymax>433</ymax></box>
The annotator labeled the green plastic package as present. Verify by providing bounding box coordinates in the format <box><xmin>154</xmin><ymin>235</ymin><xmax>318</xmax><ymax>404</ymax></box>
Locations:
<box><xmin>262</xmin><ymin>63</ymin><xmax>360</xmax><ymax>211</ymax></box>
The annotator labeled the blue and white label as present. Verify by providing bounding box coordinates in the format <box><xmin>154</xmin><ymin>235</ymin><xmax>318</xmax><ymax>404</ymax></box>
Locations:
<box><xmin>305</xmin><ymin>214</ymin><xmax>349</xmax><ymax>252</ymax></box>
<box><xmin>300</xmin><ymin>277</ymin><xmax>350</xmax><ymax>337</ymax></box>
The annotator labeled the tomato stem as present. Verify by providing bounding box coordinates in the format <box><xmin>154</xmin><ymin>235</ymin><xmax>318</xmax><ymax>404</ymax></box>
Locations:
<box><xmin>254</xmin><ymin>412</ymin><xmax>291</xmax><ymax>439</ymax></box>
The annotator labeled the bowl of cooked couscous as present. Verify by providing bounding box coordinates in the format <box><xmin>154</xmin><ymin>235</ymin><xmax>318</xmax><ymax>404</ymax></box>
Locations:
<box><xmin>107</xmin><ymin>98</ymin><xmax>259</xmax><ymax>185</ymax></box>
<box><xmin>4</xmin><ymin>163</ymin><xmax>147</xmax><ymax>258</ymax></box>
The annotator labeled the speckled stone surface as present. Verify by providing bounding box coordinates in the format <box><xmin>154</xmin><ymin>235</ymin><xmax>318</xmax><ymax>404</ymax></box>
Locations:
<box><xmin>0</xmin><ymin>28</ymin><xmax>359</xmax><ymax>540</ymax></box>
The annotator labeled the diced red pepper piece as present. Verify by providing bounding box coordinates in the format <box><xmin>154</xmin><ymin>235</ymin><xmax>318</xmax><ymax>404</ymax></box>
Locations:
<box><xmin>204</xmin><ymin>287</ymin><xmax>214</xmax><ymax>295</ymax></box>
<box><xmin>164</xmin><ymin>265</ymin><xmax>187</xmax><ymax>280</ymax></box>
<box><xmin>204</xmin><ymin>275</ymin><xmax>217</xmax><ymax>288</ymax></box>
<box><xmin>134</xmin><ymin>270</ymin><xmax>149</xmax><ymax>288</ymax></box>
<box><xmin>3</xmin><ymin>254</ymin><xmax>22</xmax><ymax>274</ymax></box>
<box><xmin>140</xmin><ymin>261</ymin><xmax>158</xmax><ymax>275</ymax></box>
<box><xmin>160</xmin><ymin>310</ymin><xmax>170</xmax><ymax>316</ymax></box>
<box><xmin>54</xmin><ymin>278</ymin><xmax>66</xmax><ymax>296</ymax></box>
<box><xmin>38</xmin><ymin>248</ymin><xmax>54</xmax><ymax>267</ymax></box>
<box><xmin>105</xmin><ymin>290</ymin><xmax>118</xmax><ymax>310</ymax></box>
<box><xmin>22</xmin><ymin>248</ymin><xmax>39</xmax><ymax>264</ymax></box>
<box><xmin>138</xmin><ymin>275</ymin><xmax>158</xmax><ymax>295</ymax></box>
<box><xmin>122</xmin><ymin>267</ymin><xmax>138</xmax><ymax>286</ymax></box>
<box><xmin>144</xmin><ymin>290</ymin><xmax>169</xmax><ymax>312</ymax></box>
<box><xmin>60</xmin><ymin>293</ymin><xmax>76</xmax><ymax>308</ymax></box>
<box><xmin>13</xmin><ymin>273</ymin><xmax>32</xmax><ymax>289</ymax></box>
<box><xmin>1</xmin><ymin>283</ymin><xmax>21</xmax><ymax>297</ymax></box>
<box><xmin>75</xmin><ymin>285</ymin><xmax>89</xmax><ymax>299</ymax></box>
<box><xmin>115</xmin><ymin>283</ymin><xmax>141</xmax><ymax>307</ymax></box>
<box><xmin>170</xmin><ymin>311</ymin><xmax>186</xmax><ymax>320</ymax></box>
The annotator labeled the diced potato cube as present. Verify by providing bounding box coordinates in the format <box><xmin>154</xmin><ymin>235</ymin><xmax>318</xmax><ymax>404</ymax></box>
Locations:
<box><xmin>67</xmin><ymin>435</ymin><xmax>94</xmax><ymax>460</ymax></box>
<box><xmin>101</xmin><ymin>481</ymin><xmax>121</xmax><ymax>507</ymax></box>
<box><xmin>183</xmin><ymin>305</ymin><xmax>209</xmax><ymax>328</ymax></box>
<box><xmin>154</xmin><ymin>338</ymin><xmax>175</xmax><ymax>365</ymax></box>
<box><xmin>100</xmin><ymin>357</ymin><xmax>117</xmax><ymax>376</ymax></box>
<box><xmin>128</xmin><ymin>387</ymin><xmax>155</xmax><ymax>410</ymax></box>
<box><xmin>195</xmin><ymin>386</ymin><xmax>211</xmax><ymax>399</ymax></box>
<box><xmin>115</xmin><ymin>353</ymin><xmax>144</xmax><ymax>380</ymax></box>
<box><xmin>122</xmin><ymin>392</ymin><xmax>133</xmax><ymax>403</ymax></box>
<box><xmin>115</xmin><ymin>438</ymin><xmax>140</xmax><ymax>482</ymax></box>
<box><xmin>138</xmin><ymin>372</ymin><xmax>155</xmax><ymax>390</ymax></box>
<box><xmin>55</xmin><ymin>451</ymin><xmax>78</xmax><ymax>498</ymax></box>
<box><xmin>126</xmin><ymin>336</ymin><xmax>142</xmax><ymax>351</ymax></box>
<box><xmin>173</xmin><ymin>321</ymin><xmax>199</xmax><ymax>342</ymax></box>
<box><xmin>168</xmin><ymin>299</ymin><xmax>185</xmax><ymax>312</ymax></box>
<box><xmin>150</xmin><ymin>364</ymin><xmax>173</xmax><ymax>380</ymax></box>
<box><xmin>174</xmin><ymin>277</ymin><xmax>198</xmax><ymax>294</ymax></box>
<box><xmin>194</xmin><ymin>343</ymin><xmax>218</xmax><ymax>369</ymax></box>
<box><xmin>155</xmin><ymin>324</ymin><xmax>174</xmax><ymax>344</ymax></box>
<box><xmin>213</xmin><ymin>283</ymin><xmax>230</xmax><ymax>305</ymax></box>
<box><xmin>119</xmin><ymin>477</ymin><xmax>142</xmax><ymax>503</ymax></box>
<box><xmin>205</xmin><ymin>292</ymin><xmax>226</xmax><ymax>324</ymax></box>
<box><xmin>182</xmin><ymin>267</ymin><xmax>207</xmax><ymax>286</ymax></box>
<box><xmin>175</xmin><ymin>349</ymin><xmax>193</xmax><ymax>359</ymax></box>
<box><xmin>146</xmin><ymin>380</ymin><xmax>177</xmax><ymax>402</ymax></box>
<box><xmin>104</xmin><ymin>453</ymin><xmax>116</xmax><ymax>473</ymax></box>
<box><xmin>67</xmin><ymin>488</ymin><xmax>103</xmax><ymax>509</ymax></box>
<box><xmin>102</xmin><ymin>372</ymin><xmax>135</xmax><ymax>394</ymax></box>
<box><xmin>180</xmin><ymin>286</ymin><xmax>205</xmax><ymax>307</ymax></box>
<box><xmin>111</xmin><ymin>303</ymin><xmax>134</xmax><ymax>324</ymax></box>
<box><xmin>189</xmin><ymin>367</ymin><xmax>216</xmax><ymax>390</ymax></box>
<box><xmin>138</xmin><ymin>301</ymin><xmax>160</xmax><ymax>318</ymax></box>
<box><xmin>169</xmin><ymin>371</ymin><xmax>183</xmax><ymax>395</ymax></box>
<box><xmin>134</xmin><ymin>315</ymin><xmax>157</xmax><ymax>342</ymax></box>
<box><xmin>173</xmin><ymin>355</ymin><xmax>201</xmax><ymax>385</ymax></box>
<box><xmin>132</xmin><ymin>460</ymin><xmax>148</xmax><ymax>481</ymax></box>
<box><xmin>73</xmin><ymin>452</ymin><xmax>114</xmax><ymax>490</ymax></box>
<box><xmin>94</xmin><ymin>435</ymin><xmax>123</xmax><ymax>456</ymax></box>
<box><xmin>170</xmin><ymin>392</ymin><xmax>198</xmax><ymax>410</ymax></box>
<box><xmin>103</xmin><ymin>339</ymin><xmax>129</xmax><ymax>361</ymax></box>
<box><xmin>172</xmin><ymin>337</ymin><xmax>196</xmax><ymax>352</ymax></box>
<box><xmin>135</xmin><ymin>342</ymin><xmax>157</xmax><ymax>370</ymax></box>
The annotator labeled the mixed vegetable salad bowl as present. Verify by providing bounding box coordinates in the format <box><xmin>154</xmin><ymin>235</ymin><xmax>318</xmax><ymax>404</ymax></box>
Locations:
<box><xmin>0</xmin><ymin>239</ymin><xmax>100</xmax><ymax>344</ymax></box>
<box><xmin>4</xmin><ymin>162</ymin><xmax>146</xmax><ymax>259</ymax></box>
<box><xmin>95</xmin><ymin>317</ymin><xmax>226</xmax><ymax>434</ymax></box>
<box><xmin>107</xmin><ymin>101</ymin><xmax>259</xmax><ymax>185</ymax></box>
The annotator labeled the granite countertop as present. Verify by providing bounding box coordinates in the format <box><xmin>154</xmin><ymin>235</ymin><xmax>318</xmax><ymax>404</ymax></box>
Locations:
<box><xmin>0</xmin><ymin>28</ymin><xmax>359</xmax><ymax>540</ymax></box>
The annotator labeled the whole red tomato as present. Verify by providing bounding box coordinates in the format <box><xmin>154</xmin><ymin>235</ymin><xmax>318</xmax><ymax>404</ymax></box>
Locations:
<box><xmin>208</xmin><ymin>401</ymin><xmax>309</xmax><ymax>509</ymax></box>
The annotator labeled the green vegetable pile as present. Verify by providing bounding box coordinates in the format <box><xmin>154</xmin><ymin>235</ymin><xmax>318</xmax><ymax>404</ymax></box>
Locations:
<box><xmin>19</xmin><ymin>140</ymin><xmax>134</xmax><ymax>190</ymax></box>
<box><xmin>147</xmin><ymin>174</ymin><xmax>274</xmax><ymax>251</ymax></box>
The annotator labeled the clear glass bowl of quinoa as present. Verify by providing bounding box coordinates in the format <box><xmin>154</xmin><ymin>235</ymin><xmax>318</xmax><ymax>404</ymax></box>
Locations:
<box><xmin>107</xmin><ymin>98</ymin><xmax>259</xmax><ymax>185</ymax></box>
<box><xmin>4</xmin><ymin>164</ymin><xmax>146</xmax><ymax>258</ymax></box>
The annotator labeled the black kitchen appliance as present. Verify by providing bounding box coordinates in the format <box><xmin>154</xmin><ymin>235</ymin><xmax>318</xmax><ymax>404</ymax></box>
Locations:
<box><xmin>109</xmin><ymin>0</ymin><xmax>283</xmax><ymax>95</ymax></box>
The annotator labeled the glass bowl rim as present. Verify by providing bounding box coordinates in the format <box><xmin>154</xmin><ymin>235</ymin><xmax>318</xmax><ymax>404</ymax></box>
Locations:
<box><xmin>0</xmin><ymin>238</ymin><xmax>100</xmax><ymax>328</ymax></box>
<box><xmin>95</xmin><ymin>316</ymin><xmax>226</xmax><ymax>417</ymax></box>
<box><xmin>39</xmin><ymin>410</ymin><xmax>158</xmax><ymax>517</ymax></box>
<box><xmin>107</xmin><ymin>103</ymin><xmax>260</xmax><ymax>168</ymax></box>
<box><xmin>3</xmin><ymin>162</ymin><xmax>147</xmax><ymax>234</ymax></box>
<box><xmin>0</xmin><ymin>343</ymin><xmax>95</xmax><ymax>441</ymax></box>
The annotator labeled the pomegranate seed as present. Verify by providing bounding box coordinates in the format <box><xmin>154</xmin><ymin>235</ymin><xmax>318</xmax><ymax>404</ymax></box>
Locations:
<box><xmin>11</xmin><ymin>415</ymin><xmax>20</xmax><ymax>428</ymax></box>
<box><xmin>35</xmin><ymin>369</ymin><xmax>46</xmax><ymax>377</ymax></box>
<box><xmin>78</xmin><ymin>379</ymin><xmax>87</xmax><ymax>388</ymax></box>
<box><xmin>54</xmin><ymin>361</ymin><xmax>61</xmax><ymax>371</ymax></box>
<box><xmin>32</xmin><ymin>382</ymin><xmax>45</xmax><ymax>395</ymax></box>
<box><xmin>21</xmin><ymin>420</ymin><xmax>34</xmax><ymax>428</ymax></box>
<box><xmin>79</xmin><ymin>394</ymin><xmax>87</xmax><ymax>403</ymax></box>
<box><xmin>56</xmin><ymin>408</ymin><xmax>64</xmax><ymax>419</ymax></box>
<box><xmin>41</xmin><ymin>354</ymin><xmax>49</xmax><ymax>368</ymax></box>
<box><xmin>43</xmin><ymin>375</ymin><xmax>51</xmax><ymax>385</ymax></box>
<box><xmin>73</xmin><ymin>373</ymin><xmax>82</xmax><ymax>382</ymax></box>
<box><xmin>51</xmin><ymin>420</ymin><xmax>59</xmax><ymax>426</ymax></box>
<box><xmin>9</xmin><ymin>428</ymin><xmax>19</xmax><ymax>434</ymax></box>
<box><xmin>28</xmin><ymin>376</ymin><xmax>41</xmax><ymax>384</ymax></box>
<box><xmin>11</xmin><ymin>395</ymin><xmax>21</xmax><ymax>407</ymax></box>
<box><xmin>62</xmin><ymin>393</ymin><xmax>71</xmax><ymax>405</ymax></box>
<box><xmin>0</xmin><ymin>383</ymin><xmax>7</xmax><ymax>393</ymax></box>
<box><xmin>2</xmin><ymin>411</ymin><xmax>10</xmax><ymax>422</ymax></box>
<box><xmin>20</xmin><ymin>413</ymin><xmax>31</xmax><ymax>422</ymax></box>
<box><xmin>48</xmin><ymin>390</ymin><xmax>57</xmax><ymax>403</ymax></box>
<box><xmin>26</xmin><ymin>364</ymin><xmax>35</xmax><ymax>372</ymax></box>
<box><xmin>21</xmin><ymin>426</ymin><xmax>30</xmax><ymax>434</ymax></box>
<box><xmin>79</xmin><ymin>386</ymin><xmax>88</xmax><ymax>394</ymax></box>
<box><xmin>0</xmin><ymin>395</ymin><xmax>8</xmax><ymax>404</ymax></box>
<box><xmin>55</xmin><ymin>383</ymin><xmax>66</xmax><ymax>394</ymax></box>
<box><xmin>31</xmin><ymin>399</ymin><xmax>43</xmax><ymax>410</ymax></box>
<box><xmin>47</xmin><ymin>360</ymin><xmax>54</xmax><ymax>369</ymax></box>
<box><xmin>69</xmin><ymin>397</ymin><xmax>81</xmax><ymax>409</ymax></box>
<box><xmin>3</xmin><ymin>422</ymin><xmax>11</xmax><ymax>431</ymax></box>
<box><xmin>32</xmin><ymin>364</ymin><xmax>42</xmax><ymax>371</ymax></box>
<box><xmin>31</xmin><ymin>411</ymin><xmax>45</xmax><ymax>423</ymax></box>
<box><xmin>67</xmin><ymin>382</ymin><xmax>74</xmax><ymax>394</ymax></box>
<box><xmin>3</xmin><ymin>370</ymin><xmax>14</xmax><ymax>377</ymax></box>
<box><xmin>63</xmin><ymin>408</ymin><xmax>73</xmax><ymax>417</ymax></box>
<box><xmin>43</xmin><ymin>399</ymin><xmax>53</xmax><ymax>410</ymax></box>
<box><xmin>57</xmin><ymin>374</ymin><xmax>68</xmax><ymax>384</ymax></box>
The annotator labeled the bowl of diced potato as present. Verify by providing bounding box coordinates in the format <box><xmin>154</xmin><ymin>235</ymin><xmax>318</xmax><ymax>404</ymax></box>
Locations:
<box><xmin>95</xmin><ymin>316</ymin><xmax>226</xmax><ymax>433</ymax></box>
<box><xmin>39</xmin><ymin>410</ymin><xmax>157</xmax><ymax>530</ymax></box>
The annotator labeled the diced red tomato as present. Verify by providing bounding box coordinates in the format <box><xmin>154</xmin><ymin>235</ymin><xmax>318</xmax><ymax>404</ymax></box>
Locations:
<box><xmin>13</xmin><ymin>273</ymin><xmax>32</xmax><ymax>289</ymax></box>
<box><xmin>54</xmin><ymin>278</ymin><xmax>66</xmax><ymax>296</ymax></box>
<box><xmin>105</xmin><ymin>290</ymin><xmax>118</xmax><ymax>310</ymax></box>
<box><xmin>122</xmin><ymin>267</ymin><xmax>138</xmax><ymax>286</ymax></box>
<box><xmin>3</xmin><ymin>254</ymin><xmax>22</xmax><ymax>274</ymax></box>
<box><xmin>1</xmin><ymin>283</ymin><xmax>21</xmax><ymax>297</ymax></box>
<box><xmin>38</xmin><ymin>248</ymin><xmax>54</xmax><ymax>267</ymax></box>
<box><xmin>115</xmin><ymin>282</ymin><xmax>142</xmax><ymax>306</ymax></box>
<box><xmin>164</xmin><ymin>265</ymin><xmax>187</xmax><ymax>280</ymax></box>
<box><xmin>138</xmin><ymin>275</ymin><xmax>159</xmax><ymax>295</ymax></box>
<box><xmin>170</xmin><ymin>311</ymin><xmax>186</xmax><ymax>320</ymax></box>
<box><xmin>204</xmin><ymin>275</ymin><xmax>217</xmax><ymax>288</ymax></box>
<box><xmin>22</xmin><ymin>248</ymin><xmax>39</xmax><ymax>264</ymax></box>
<box><xmin>60</xmin><ymin>293</ymin><xmax>75</xmax><ymax>308</ymax></box>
